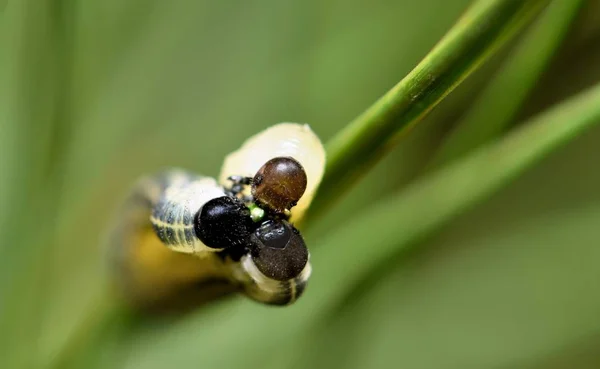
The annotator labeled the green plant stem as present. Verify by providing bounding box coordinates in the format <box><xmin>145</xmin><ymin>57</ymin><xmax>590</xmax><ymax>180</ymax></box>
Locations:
<box><xmin>311</xmin><ymin>79</ymin><xmax>600</xmax><ymax>318</ymax></box>
<box><xmin>428</xmin><ymin>0</ymin><xmax>584</xmax><ymax>169</ymax></box>
<box><xmin>306</xmin><ymin>0</ymin><xmax>549</xmax><ymax>222</ymax></box>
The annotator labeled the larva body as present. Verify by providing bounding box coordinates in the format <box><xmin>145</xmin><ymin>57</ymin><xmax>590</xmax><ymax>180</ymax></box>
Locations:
<box><xmin>150</xmin><ymin>172</ymin><xmax>225</xmax><ymax>254</ymax></box>
<box><xmin>109</xmin><ymin>171</ymin><xmax>233</xmax><ymax>310</ymax></box>
<box><xmin>108</xmin><ymin>123</ymin><xmax>325</xmax><ymax>312</ymax></box>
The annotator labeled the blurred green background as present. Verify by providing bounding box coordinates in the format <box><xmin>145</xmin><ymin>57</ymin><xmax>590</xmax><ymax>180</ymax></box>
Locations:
<box><xmin>2</xmin><ymin>0</ymin><xmax>600</xmax><ymax>368</ymax></box>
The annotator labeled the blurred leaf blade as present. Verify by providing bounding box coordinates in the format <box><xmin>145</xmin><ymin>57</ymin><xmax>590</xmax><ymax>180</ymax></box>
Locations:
<box><xmin>299</xmin><ymin>183</ymin><xmax>600</xmax><ymax>369</ymax></box>
<box><xmin>308</xmin><ymin>0</ymin><xmax>549</xmax><ymax>221</ymax></box>
<box><xmin>428</xmin><ymin>0</ymin><xmax>584</xmax><ymax>169</ymax></box>
<box><xmin>0</xmin><ymin>0</ymin><xmax>74</xmax><ymax>367</ymax></box>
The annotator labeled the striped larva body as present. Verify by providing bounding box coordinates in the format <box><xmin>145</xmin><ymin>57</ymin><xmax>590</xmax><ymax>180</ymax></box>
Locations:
<box><xmin>108</xmin><ymin>123</ymin><xmax>325</xmax><ymax>312</ymax></box>
<box><xmin>150</xmin><ymin>172</ymin><xmax>226</xmax><ymax>254</ymax></box>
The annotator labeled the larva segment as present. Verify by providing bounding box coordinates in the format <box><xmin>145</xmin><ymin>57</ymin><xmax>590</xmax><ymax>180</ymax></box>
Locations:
<box><xmin>236</xmin><ymin>255</ymin><xmax>312</xmax><ymax>305</ymax></box>
<box><xmin>150</xmin><ymin>172</ymin><xmax>225</xmax><ymax>254</ymax></box>
<box><xmin>218</xmin><ymin>123</ymin><xmax>326</xmax><ymax>223</ymax></box>
<box><xmin>108</xmin><ymin>170</ymin><xmax>234</xmax><ymax>310</ymax></box>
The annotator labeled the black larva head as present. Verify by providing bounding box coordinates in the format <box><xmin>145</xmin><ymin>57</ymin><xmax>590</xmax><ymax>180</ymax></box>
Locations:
<box><xmin>251</xmin><ymin>156</ymin><xmax>307</xmax><ymax>214</ymax></box>
<box><xmin>195</xmin><ymin>196</ymin><xmax>254</xmax><ymax>249</ymax></box>
<box><xmin>248</xmin><ymin>219</ymin><xmax>308</xmax><ymax>281</ymax></box>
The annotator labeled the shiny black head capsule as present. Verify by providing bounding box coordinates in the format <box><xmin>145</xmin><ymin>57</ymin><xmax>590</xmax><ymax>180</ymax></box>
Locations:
<box><xmin>251</xmin><ymin>156</ymin><xmax>307</xmax><ymax>214</ymax></box>
<box><xmin>195</xmin><ymin>196</ymin><xmax>254</xmax><ymax>249</ymax></box>
<box><xmin>247</xmin><ymin>219</ymin><xmax>308</xmax><ymax>281</ymax></box>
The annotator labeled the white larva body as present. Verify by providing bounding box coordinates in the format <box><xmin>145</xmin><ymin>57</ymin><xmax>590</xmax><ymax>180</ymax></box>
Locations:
<box><xmin>219</xmin><ymin>123</ymin><xmax>326</xmax><ymax>222</ymax></box>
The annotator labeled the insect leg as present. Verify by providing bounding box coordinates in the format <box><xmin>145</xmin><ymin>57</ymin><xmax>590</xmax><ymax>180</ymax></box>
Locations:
<box><xmin>225</xmin><ymin>175</ymin><xmax>253</xmax><ymax>198</ymax></box>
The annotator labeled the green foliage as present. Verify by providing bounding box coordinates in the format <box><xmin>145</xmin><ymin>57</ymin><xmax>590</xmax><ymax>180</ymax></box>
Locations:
<box><xmin>310</xmin><ymin>0</ymin><xmax>549</xmax><ymax>220</ymax></box>
<box><xmin>428</xmin><ymin>0</ymin><xmax>584</xmax><ymax>168</ymax></box>
<box><xmin>1</xmin><ymin>0</ymin><xmax>600</xmax><ymax>368</ymax></box>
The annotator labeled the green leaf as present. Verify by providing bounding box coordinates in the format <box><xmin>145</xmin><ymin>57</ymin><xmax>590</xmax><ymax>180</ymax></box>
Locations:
<box><xmin>307</xmin><ymin>0</ymin><xmax>549</xmax><ymax>222</ymax></box>
<box><xmin>428</xmin><ymin>0</ymin><xmax>584</xmax><ymax>169</ymax></box>
<box><xmin>0</xmin><ymin>1</ymin><xmax>73</xmax><ymax>367</ymax></box>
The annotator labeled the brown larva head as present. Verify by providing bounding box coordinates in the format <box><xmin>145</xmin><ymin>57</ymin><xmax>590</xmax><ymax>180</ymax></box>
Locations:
<box><xmin>251</xmin><ymin>156</ymin><xmax>307</xmax><ymax>214</ymax></box>
<box><xmin>248</xmin><ymin>219</ymin><xmax>309</xmax><ymax>281</ymax></box>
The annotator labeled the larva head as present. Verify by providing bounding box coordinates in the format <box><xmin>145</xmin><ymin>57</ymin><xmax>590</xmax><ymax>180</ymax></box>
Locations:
<box><xmin>251</xmin><ymin>156</ymin><xmax>307</xmax><ymax>214</ymax></box>
<box><xmin>219</xmin><ymin>123</ymin><xmax>326</xmax><ymax>223</ymax></box>
<box><xmin>246</xmin><ymin>219</ymin><xmax>308</xmax><ymax>281</ymax></box>
<box><xmin>194</xmin><ymin>196</ymin><xmax>254</xmax><ymax>249</ymax></box>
